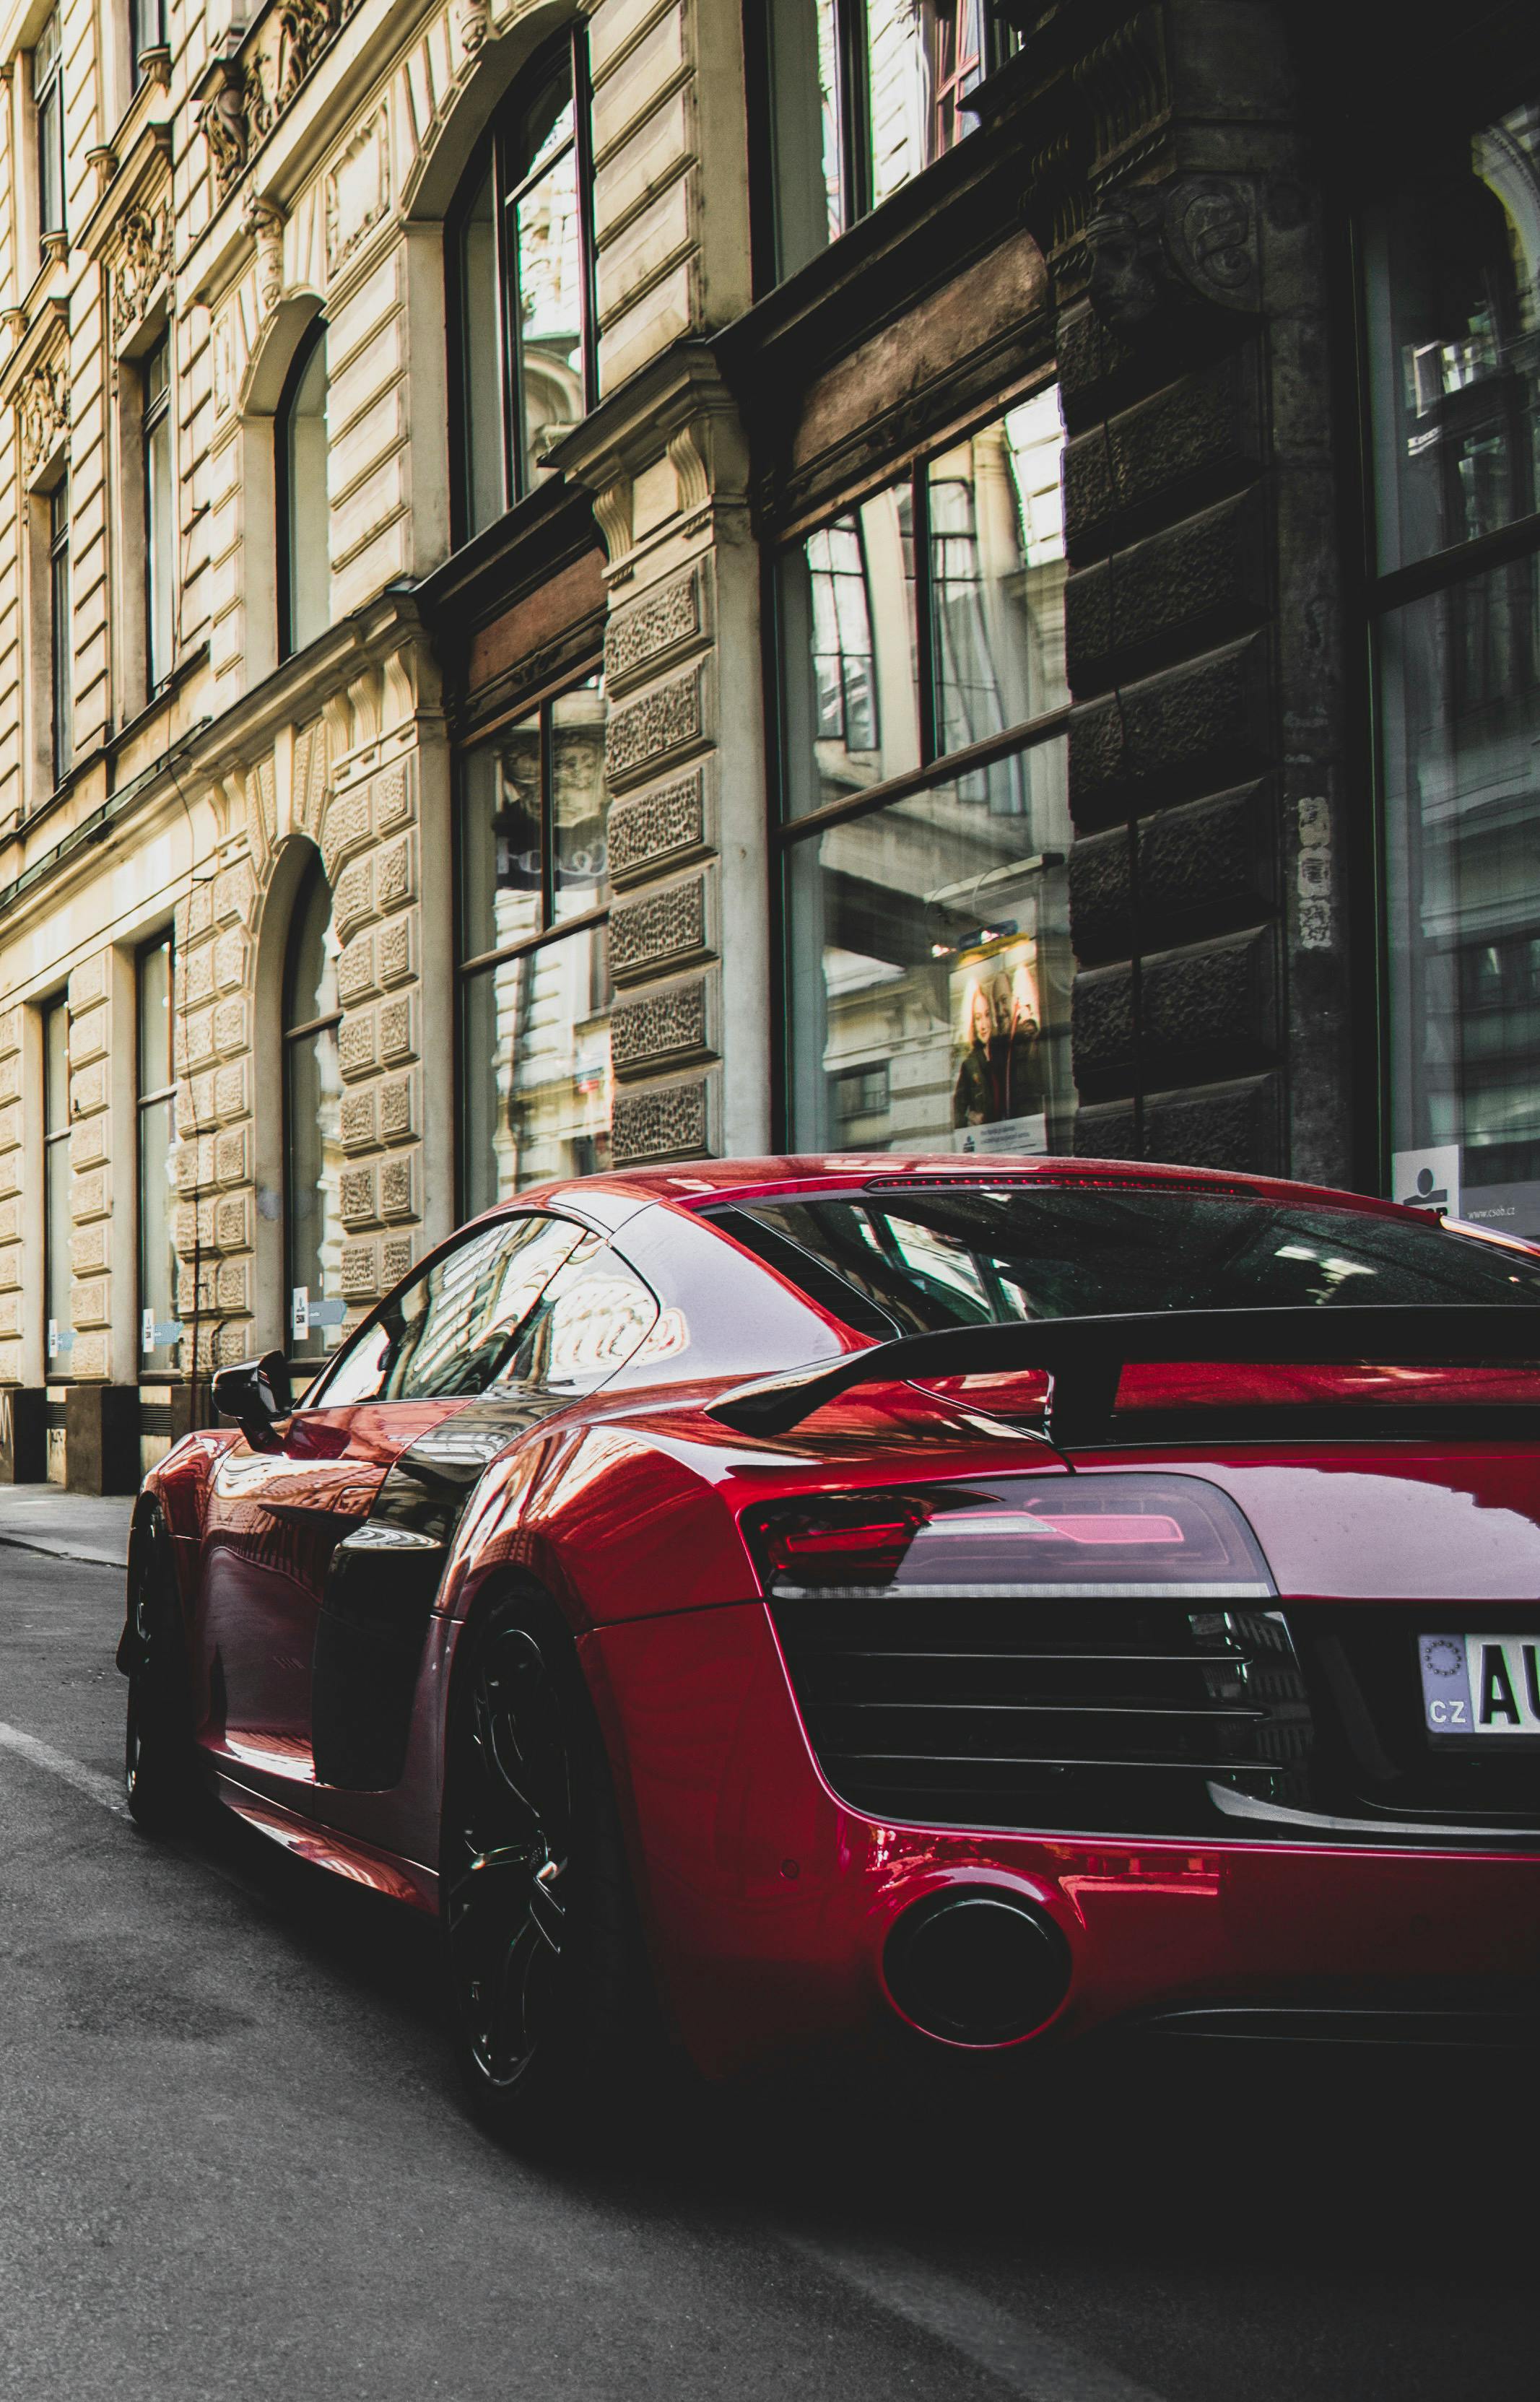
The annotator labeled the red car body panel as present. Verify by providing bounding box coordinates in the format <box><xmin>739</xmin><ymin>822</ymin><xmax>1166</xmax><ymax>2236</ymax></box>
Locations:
<box><xmin>131</xmin><ymin>1157</ymin><xmax>1540</xmax><ymax>2071</ymax></box>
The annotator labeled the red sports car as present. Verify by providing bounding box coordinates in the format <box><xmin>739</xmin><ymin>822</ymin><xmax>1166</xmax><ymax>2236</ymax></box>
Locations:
<box><xmin>119</xmin><ymin>1158</ymin><xmax>1540</xmax><ymax>2139</ymax></box>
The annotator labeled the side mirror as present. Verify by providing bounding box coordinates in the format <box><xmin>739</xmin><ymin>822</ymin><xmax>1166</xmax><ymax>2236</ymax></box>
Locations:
<box><xmin>211</xmin><ymin>1351</ymin><xmax>292</xmax><ymax>1450</ymax></box>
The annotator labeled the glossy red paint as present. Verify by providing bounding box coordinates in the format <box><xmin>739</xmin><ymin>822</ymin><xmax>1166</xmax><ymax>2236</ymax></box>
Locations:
<box><xmin>127</xmin><ymin>1157</ymin><xmax>1540</xmax><ymax>2080</ymax></box>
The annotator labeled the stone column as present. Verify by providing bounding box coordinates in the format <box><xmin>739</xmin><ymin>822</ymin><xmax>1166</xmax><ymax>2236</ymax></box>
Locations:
<box><xmin>983</xmin><ymin>0</ymin><xmax>1352</xmax><ymax>1182</ymax></box>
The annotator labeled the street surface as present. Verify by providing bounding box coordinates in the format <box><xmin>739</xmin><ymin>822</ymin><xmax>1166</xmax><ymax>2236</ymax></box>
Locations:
<box><xmin>0</xmin><ymin>1533</ymin><xmax>1534</xmax><ymax>2401</ymax></box>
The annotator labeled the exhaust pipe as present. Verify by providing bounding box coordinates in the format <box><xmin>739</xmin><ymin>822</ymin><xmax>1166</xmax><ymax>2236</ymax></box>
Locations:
<box><xmin>884</xmin><ymin>1887</ymin><xmax>1071</xmax><ymax>2046</ymax></box>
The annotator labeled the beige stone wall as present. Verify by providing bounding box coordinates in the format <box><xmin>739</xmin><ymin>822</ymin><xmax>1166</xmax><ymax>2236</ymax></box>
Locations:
<box><xmin>0</xmin><ymin>0</ymin><xmax>762</xmax><ymax>1411</ymax></box>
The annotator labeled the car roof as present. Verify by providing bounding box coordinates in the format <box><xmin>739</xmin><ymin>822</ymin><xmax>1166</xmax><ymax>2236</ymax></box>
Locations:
<box><xmin>490</xmin><ymin>1154</ymin><xmax>1439</xmax><ymax>1235</ymax></box>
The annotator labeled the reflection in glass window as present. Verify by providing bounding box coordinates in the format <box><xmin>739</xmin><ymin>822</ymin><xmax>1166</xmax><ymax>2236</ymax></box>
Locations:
<box><xmin>144</xmin><ymin>336</ymin><xmax>175</xmax><ymax>692</ymax></box>
<box><xmin>780</xmin><ymin>388</ymin><xmax>1070</xmax><ymax>1157</ymax></box>
<box><xmin>43</xmin><ymin>996</ymin><xmax>71</xmax><ymax>1365</ymax></box>
<box><xmin>765</xmin><ymin>0</ymin><xmax>1011</xmax><ymax>281</ymax></box>
<box><xmin>458</xmin><ymin>672</ymin><xmax>611</xmax><ymax>1209</ymax></box>
<box><xmin>137</xmin><ymin>934</ymin><xmax>181</xmax><ymax>1375</ymax></box>
<box><xmin>35</xmin><ymin>9</ymin><xmax>64</xmax><ymax>251</ymax></box>
<box><xmin>1368</xmin><ymin>95</ymin><xmax>1540</xmax><ymax>1242</ymax></box>
<box><xmin>284</xmin><ymin>856</ymin><xmax>344</xmax><ymax>1362</ymax></box>
<box><xmin>279</xmin><ymin>321</ymin><xmax>329</xmax><ymax>658</ymax></box>
<box><xmin>449</xmin><ymin>29</ymin><xmax>597</xmax><ymax>539</ymax></box>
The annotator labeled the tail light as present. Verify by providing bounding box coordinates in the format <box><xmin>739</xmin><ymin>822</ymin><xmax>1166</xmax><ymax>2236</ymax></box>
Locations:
<box><xmin>1119</xmin><ymin>1362</ymin><xmax>1540</xmax><ymax>1411</ymax></box>
<box><xmin>744</xmin><ymin>1474</ymin><xmax>1274</xmax><ymax>1601</ymax></box>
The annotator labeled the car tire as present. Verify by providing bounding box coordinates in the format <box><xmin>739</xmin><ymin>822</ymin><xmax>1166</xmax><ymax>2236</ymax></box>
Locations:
<box><xmin>440</xmin><ymin>1586</ymin><xmax>654</xmax><ymax>2149</ymax></box>
<box><xmin>123</xmin><ymin>1507</ymin><xmax>200</xmax><ymax>1836</ymax></box>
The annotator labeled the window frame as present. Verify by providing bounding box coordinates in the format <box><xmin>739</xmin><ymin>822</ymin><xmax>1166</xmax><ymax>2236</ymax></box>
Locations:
<box><xmin>282</xmin><ymin>853</ymin><xmax>343</xmax><ymax>1365</ymax></box>
<box><xmin>49</xmin><ymin>477</ymin><xmax>71</xmax><ymax>790</ymax></box>
<box><xmin>1353</xmin><ymin>91</ymin><xmax>1540</xmax><ymax>1206</ymax></box>
<box><xmin>757</xmin><ymin>0</ymin><xmax>1012</xmax><ymax>284</ymax></box>
<box><xmin>453</xmin><ymin>660</ymin><xmax>609</xmax><ymax>1216</ymax></box>
<box><xmin>142</xmin><ymin>333</ymin><xmax>175</xmax><ymax>693</ymax></box>
<box><xmin>130</xmin><ymin>0</ymin><xmax>168</xmax><ymax>86</ymax></box>
<box><xmin>33</xmin><ymin>7</ymin><xmax>65</xmax><ymax>252</ymax></box>
<box><xmin>445</xmin><ymin>23</ymin><xmax>600</xmax><ymax>545</ymax></box>
<box><xmin>42</xmin><ymin>993</ymin><xmax>71</xmax><ymax>1370</ymax></box>
<box><xmin>275</xmin><ymin>316</ymin><xmax>329</xmax><ymax>663</ymax></box>
<box><xmin>136</xmin><ymin>930</ymin><xmax>180</xmax><ymax>1375</ymax></box>
<box><xmin>768</xmin><ymin>380</ymin><xmax>1071</xmax><ymax>1152</ymax></box>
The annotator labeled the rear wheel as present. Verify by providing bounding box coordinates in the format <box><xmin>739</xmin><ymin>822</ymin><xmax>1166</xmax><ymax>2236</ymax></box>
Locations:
<box><xmin>441</xmin><ymin>1591</ymin><xmax>651</xmax><ymax>2148</ymax></box>
<box><xmin>123</xmin><ymin>1509</ymin><xmax>199</xmax><ymax>1835</ymax></box>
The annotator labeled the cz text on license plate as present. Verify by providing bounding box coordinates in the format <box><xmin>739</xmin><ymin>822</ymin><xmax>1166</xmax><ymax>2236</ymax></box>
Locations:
<box><xmin>1419</xmin><ymin>1632</ymin><xmax>1540</xmax><ymax>1739</ymax></box>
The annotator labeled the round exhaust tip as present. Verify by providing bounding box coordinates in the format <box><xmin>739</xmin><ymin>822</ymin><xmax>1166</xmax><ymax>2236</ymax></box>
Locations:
<box><xmin>884</xmin><ymin>1887</ymin><xmax>1071</xmax><ymax>2046</ymax></box>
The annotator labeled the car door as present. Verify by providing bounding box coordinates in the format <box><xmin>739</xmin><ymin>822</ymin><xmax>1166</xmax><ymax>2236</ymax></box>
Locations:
<box><xmin>193</xmin><ymin>1211</ymin><xmax>588</xmax><ymax>1789</ymax></box>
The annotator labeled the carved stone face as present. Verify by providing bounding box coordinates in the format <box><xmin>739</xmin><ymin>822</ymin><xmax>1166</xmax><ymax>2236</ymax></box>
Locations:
<box><xmin>1084</xmin><ymin>197</ymin><xmax>1161</xmax><ymax>326</ymax></box>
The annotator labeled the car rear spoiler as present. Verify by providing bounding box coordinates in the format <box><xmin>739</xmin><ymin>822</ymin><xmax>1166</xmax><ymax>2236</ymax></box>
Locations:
<box><xmin>705</xmin><ymin>1305</ymin><xmax>1540</xmax><ymax>1443</ymax></box>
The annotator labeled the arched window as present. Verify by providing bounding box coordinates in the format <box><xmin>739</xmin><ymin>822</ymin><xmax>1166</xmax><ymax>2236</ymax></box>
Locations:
<box><xmin>282</xmin><ymin>855</ymin><xmax>344</xmax><ymax>1363</ymax></box>
<box><xmin>277</xmin><ymin>318</ymin><xmax>329</xmax><ymax>658</ymax></box>
<box><xmin>448</xmin><ymin>26</ymin><xmax>598</xmax><ymax>541</ymax></box>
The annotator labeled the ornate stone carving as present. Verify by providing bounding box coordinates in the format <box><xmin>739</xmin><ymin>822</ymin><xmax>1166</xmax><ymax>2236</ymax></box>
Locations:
<box><xmin>455</xmin><ymin>0</ymin><xmax>491</xmax><ymax>54</ymax></box>
<box><xmin>242</xmin><ymin>189</ymin><xmax>287</xmax><ymax>313</ymax></box>
<box><xmin>609</xmin><ymin>876</ymin><xmax>708</xmax><ymax>983</ymax></box>
<box><xmin>279</xmin><ymin>1</ymin><xmax>349</xmax><ymax>110</ymax></box>
<box><xmin>608</xmin><ymin>772</ymin><xmax>706</xmax><ymax>885</ymax></box>
<box><xmin>605</xmin><ymin>568</ymin><xmax>703</xmax><ymax>690</ymax></box>
<box><xmin>605</xmin><ymin>668</ymin><xmax>705</xmax><ymax>788</ymax></box>
<box><xmin>113</xmin><ymin>199</ymin><xmax>173</xmax><ymax>344</ymax></box>
<box><xmin>199</xmin><ymin>63</ymin><xmax>252</xmax><ymax>194</ymax></box>
<box><xmin>18</xmin><ymin>360</ymin><xmax>69</xmax><ymax>479</ymax></box>
<box><xmin>325</xmin><ymin>109</ymin><xmax>391</xmax><ymax>279</ymax></box>
<box><xmin>612</xmin><ymin>983</ymin><xmax>708</xmax><ymax>1075</ymax></box>
<box><xmin>1085</xmin><ymin>176</ymin><xmax>1258</xmax><ymax>329</ymax></box>
<box><xmin>612</xmin><ymin>1081</ymin><xmax>709</xmax><ymax>1166</ymax></box>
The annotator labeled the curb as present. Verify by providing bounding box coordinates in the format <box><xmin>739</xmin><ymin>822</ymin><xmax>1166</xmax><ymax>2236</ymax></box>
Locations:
<box><xmin>0</xmin><ymin>1533</ymin><xmax>126</xmax><ymax>1569</ymax></box>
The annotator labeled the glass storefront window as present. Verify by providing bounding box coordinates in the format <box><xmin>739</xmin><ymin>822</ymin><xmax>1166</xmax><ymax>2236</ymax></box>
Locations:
<box><xmin>765</xmin><ymin>0</ymin><xmax>1011</xmax><ymax>282</ymax></box>
<box><xmin>458</xmin><ymin>671</ymin><xmax>610</xmax><ymax>1211</ymax></box>
<box><xmin>779</xmin><ymin>386</ymin><xmax>1071</xmax><ymax>1158</ymax></box>
<box><xmin>1368</xmin><ymin>95</ymin><xmax>1540</xmax><ymax>1240</ymax></box>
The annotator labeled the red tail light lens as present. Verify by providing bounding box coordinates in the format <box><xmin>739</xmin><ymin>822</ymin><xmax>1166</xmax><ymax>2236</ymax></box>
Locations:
<box><xmin>744</xmin><ymin>1474</ymin><xmax>1274</xmax><ymax>1599</ymax></box>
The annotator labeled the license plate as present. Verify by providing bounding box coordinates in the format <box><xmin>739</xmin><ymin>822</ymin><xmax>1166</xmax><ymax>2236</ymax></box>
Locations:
<box><xmin>1419</xmin><ymin>1632</ymin><xmax>1540</xmax><ymax>1739</ymax></box>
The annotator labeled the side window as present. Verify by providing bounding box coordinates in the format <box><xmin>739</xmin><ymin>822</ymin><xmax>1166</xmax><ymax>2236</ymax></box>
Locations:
<box><xmin>311</xmin><ymin>1215</ymin><xmax>586</xmax><ymax>1406</ymax></box>
<box><xmin>495</xmin><ymin>1241</ymin><xmax>660</xmax><ymax>1396</ymax></box>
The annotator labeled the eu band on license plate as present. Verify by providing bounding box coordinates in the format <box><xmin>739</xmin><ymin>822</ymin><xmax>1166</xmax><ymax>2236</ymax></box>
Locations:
<box><xmin>1419</xmin><ymin>1632</ymin><xmax>1540</xmax><ymax>1739</ymax></box>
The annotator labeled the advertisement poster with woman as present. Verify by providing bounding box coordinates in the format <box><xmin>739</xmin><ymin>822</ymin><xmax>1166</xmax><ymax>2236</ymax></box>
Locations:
<box><xmin>950</xmin><ymin>934</ymin><xmax>1051</xmax><ymax>1154</ymax></box>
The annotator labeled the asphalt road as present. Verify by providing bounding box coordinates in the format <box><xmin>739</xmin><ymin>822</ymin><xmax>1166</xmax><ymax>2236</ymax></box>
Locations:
<box><xmin>0</xmin><ymin>1541</ymin><xmax>1534</xmax><ymax>2402</ymax></box>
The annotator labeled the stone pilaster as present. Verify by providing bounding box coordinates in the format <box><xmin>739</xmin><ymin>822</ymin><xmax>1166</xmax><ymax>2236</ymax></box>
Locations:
<box><xmin>980</xmin><ymin>1</ymin><xmax>1351</xmax><ymax>1180</ymax></box>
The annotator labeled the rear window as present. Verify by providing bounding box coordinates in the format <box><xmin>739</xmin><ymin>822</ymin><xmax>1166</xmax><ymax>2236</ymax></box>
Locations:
<box><xmin>703</xmin><ymin>1188</ymin><xmax>1540</xmax><ymax>1338</ymax></box>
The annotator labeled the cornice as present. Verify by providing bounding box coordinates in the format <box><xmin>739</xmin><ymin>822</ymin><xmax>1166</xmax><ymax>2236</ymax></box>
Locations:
<box><xmin>76</xmin><ymin>119</ymin><xmax>174</xmax><ymax>260</ymax></box>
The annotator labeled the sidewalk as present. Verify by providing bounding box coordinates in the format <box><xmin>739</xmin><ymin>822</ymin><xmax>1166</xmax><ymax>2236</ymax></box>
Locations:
<box><xmin>0</xmin><ymin>1487</ymin><xmax>134</xmax><ymax>1569</ymax></box>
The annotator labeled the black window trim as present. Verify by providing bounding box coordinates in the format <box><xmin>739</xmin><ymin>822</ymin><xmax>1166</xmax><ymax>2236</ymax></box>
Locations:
<box><xmin>275</xmin><ymin>313</ymin><xmax>328</xmax><ymax>663</ymax></box>
<box><xmin>445</xmin><ymin>21</ymin><xmax>600</xmax><ymax>549</ymax></box>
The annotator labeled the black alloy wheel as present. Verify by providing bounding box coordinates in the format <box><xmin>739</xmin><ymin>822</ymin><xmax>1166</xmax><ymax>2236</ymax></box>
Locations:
<box><xmin>123</xmin><ymin>1507</ymin><xmax>199</xmax><ymax>1835</ymax></box>
<box><xmin>441</xmin><ymin>1592</ymin><xmax>651</xmax><ymax>2146</ymax></box>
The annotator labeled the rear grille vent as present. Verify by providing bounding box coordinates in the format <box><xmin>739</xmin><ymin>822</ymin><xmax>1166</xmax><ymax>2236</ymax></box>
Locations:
<box><xmin>771</xmin><ymin>1596</ymin><xmax>1315</xmax><ymax>1838</ymax></box>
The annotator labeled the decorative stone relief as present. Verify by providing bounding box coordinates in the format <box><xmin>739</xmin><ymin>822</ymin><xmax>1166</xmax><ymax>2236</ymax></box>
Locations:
<box><xmin>454</xmin><ymin>0</ymin><xmax>491</xmax><ymax>56</ymax></box>
<box><xmin>605</xmin><ymin>567</ymin><xmax>704</xmax><ymax>692</ymax></box>
<box><xmin>279</xmin><ymin>1</ymin><xmax>355</xmax><ymax>110</ymax></box>
<box><xmin>610</xmin><ymin>876</ymin><xmax>708</xmax><ymax>983</ymax></box>
<box><xmin>325</xmin><ymin>108</ymin><xmax>391</xmax><ymax>278</ymax></box>
<box><xmin>113</xmin><ymin>198</ymin><xmax>174</xmax><ymax>346</ymax></box>
<box><xmin>605</xmin><ymin>666</ymin><xmax>705</xmax><ymax>789</ymax></box>
<box><xmin>242</xmin><ymin>190</ymin><xmax>287</xmax><ymax>313</ymax></box>
<box><xmin>611</xmin><ymin>982</ymin><xmax>708</xmax><ymax>1075</ymax></box>
<box><xmin>612</xmin><ymin>1081</ymin><xmax>709</xmax><ymax>1166</ymax></box>
<box><xmin>608</xmin><ymin>770</ymin><xmax>705</xmax><ymax>886</ymax></box>
<box><xmin>18</xmin><ymin>361</ymin><xmax>69</xmax><ymax>480</ymax></box>
<box><xmin>1085</xmin><ymin>175</ymin><xmax>1260</xmax><ymax>331</ymax></box>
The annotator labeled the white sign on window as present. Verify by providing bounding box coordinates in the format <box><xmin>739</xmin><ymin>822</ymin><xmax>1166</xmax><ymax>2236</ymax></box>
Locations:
<box><xmin>290</xmin><ymin>1285</ymin><xmax>310</xmax><ymax>1343</ymax></box>
<box><xmin>142</xmin><ymin>1308</ymin><xmax>156</xmax><ymax>1355</ymax></box>
<box><xmin>47</xmin><ymin>1318</ymin><xmax>58</xmax><ymax>1360</ymax></box>
<box><xmin>1391</xmin><ymin>1144</ymin><xmax>1461</xmax><ymax>1219</ymax></box>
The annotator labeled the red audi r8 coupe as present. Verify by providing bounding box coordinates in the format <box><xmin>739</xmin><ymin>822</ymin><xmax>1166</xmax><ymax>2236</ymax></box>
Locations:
<box><xmin>119</xmin><ymin>1157</ymin><xmax>1540</xmax><ymax>2141</ymax></box>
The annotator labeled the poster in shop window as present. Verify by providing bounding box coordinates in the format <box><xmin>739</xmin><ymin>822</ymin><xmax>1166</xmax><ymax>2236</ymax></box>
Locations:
<box><xmin>949</xmin><ymin>933</ymin><xmax>1048</xmax><ymax>1157</ymax></box>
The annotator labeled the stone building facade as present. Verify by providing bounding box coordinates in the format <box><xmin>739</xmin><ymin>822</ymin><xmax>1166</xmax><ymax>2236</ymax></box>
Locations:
<box><xmin>0</xmin><ymin>0</ymin><xmax>1533</xmax><ymax>1484</ymax></box>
